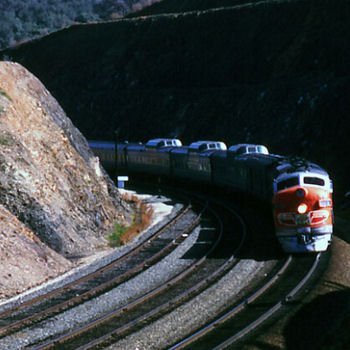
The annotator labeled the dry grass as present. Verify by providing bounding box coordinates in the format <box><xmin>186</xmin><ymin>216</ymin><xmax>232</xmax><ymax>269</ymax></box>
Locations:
<box><xmin>108</xmin><ymin>192</ymin><xmax>154</xmax><ymax>247</ymax></box>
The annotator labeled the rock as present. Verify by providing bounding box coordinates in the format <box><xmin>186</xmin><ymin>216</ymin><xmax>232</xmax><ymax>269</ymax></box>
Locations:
<box><xmin>0</xmin><ymin>62</ymin><xmax>131</xmax><ymax>298</ymax></box>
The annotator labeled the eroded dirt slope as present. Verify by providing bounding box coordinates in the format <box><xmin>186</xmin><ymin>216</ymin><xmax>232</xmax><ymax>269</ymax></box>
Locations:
<box><xmin>0</xmin><ymin>62</ymin><xmax>130</xmax><ymax>298</ymax></box>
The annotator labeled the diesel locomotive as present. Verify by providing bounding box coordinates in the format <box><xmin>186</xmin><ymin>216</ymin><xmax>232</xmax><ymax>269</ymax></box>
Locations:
<box><xmin>89</xmin><ymin>138</ymin><xmax>333</xmax><ymax>253</ymax></box>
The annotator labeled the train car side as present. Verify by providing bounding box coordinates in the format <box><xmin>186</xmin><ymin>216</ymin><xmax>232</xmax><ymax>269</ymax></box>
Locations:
<box><xmin>89</xmin><ymin>139</ymin><xmax>333</xmax><ymax>253</ymax></box>
<box><xmin>127</xmin><ymin>144</ymin><xmax>171</xmax><ymax>176</ymax></box>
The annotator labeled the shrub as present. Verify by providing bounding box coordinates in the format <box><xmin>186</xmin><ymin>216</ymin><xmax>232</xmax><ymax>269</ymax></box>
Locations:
<box><xmin>0</xmin><ymin>88</ymin><xmax>11</xmax><ymax>100</ymax></box>
<box><xmin>0</xmin><ymin>131</ymin><xmax>14</xmax><ymax>146</ymax></box>
<box><xmin>107</xmin><ymin>193</ymin><xmax>154</xmax><ymax>247</ymax></box>
<box><xmin>108</xmin><ymin>222</ymin><xmax>128</xmax><ymax>247</ymax></box>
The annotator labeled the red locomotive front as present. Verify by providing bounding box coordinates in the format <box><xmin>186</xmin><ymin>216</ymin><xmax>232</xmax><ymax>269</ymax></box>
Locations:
<box><xmin>273</xmin><ymin>171</ymin><xmax>333</xmax><ymax>252</ymax></box>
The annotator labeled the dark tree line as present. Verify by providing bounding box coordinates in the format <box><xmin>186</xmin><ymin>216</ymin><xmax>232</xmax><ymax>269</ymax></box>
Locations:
<box><xmin>0</xmin><ymin>0</ymin><xmax>160</xmax><ymax>49</ymax></box>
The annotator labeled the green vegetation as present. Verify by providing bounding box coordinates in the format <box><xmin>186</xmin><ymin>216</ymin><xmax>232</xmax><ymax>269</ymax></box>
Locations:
<box><xmin>0</xmin><ymin>89</ymin><xmax>11</xmax><ymax>117</ymax></box>
<box><xmin>107</xmin><ymin>194</ymin><xmax>153</xmax><ymax>247</ymax></box>
<box><xmin>0</xmin><ymin>0</ymin><xmax>159</xmax><ymax>50</ymax></box>
<box><xmin>0</xmin><ymin>88</ymin><xmax>11</xmax><ymax>101</ymax></box>
<box><xmin>0</xmin><ymin>131</ymin><xmax>14</xmax><ymax>146</ymax></box>
<box><xmin>107</xmin><ymin>222</ymin><xmax>128</xmax><ymax>247</ymax></box>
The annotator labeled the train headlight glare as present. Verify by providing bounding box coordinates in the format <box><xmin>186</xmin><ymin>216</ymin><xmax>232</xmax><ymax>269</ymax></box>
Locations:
<box><xmin>297</xmin><ymin>203</ymin><xmax>308</xmax><ymax>214</ymax></box>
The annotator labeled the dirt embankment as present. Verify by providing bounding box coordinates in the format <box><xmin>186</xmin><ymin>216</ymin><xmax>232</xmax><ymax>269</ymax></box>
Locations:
<box><xmin>0</xmin><ymin>62</ymin><xmax>131</xmax><ymax>299</ymax></box>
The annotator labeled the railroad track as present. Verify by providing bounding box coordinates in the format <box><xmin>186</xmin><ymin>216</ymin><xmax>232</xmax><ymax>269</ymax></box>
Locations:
<box><xmin>169</xmin><ymin>252</ymin><xmax>326</xmax><ymax>350</ymax></box>
<box><xmin>0</xmin><ymin>195</ymin><xmax>199</xmax><ymax>338</ymax></box>
<box><xmin>0</xmin><ymin>188</ymin><xmax>330</xmax><ymax>350</ymax></box>
<box><xmin>1</xmin><ymin>194</ymin><xmax>248</xmax><ymax>350</ymax></box>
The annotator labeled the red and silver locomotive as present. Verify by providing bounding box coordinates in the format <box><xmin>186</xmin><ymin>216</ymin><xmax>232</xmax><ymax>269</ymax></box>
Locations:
<box><xmin>89</xmin><ymin>139</ymin><xmax>333</xmax><ymax>253</ymax></box>
<box><xmin>273</xmin><ymin>162</ymin><xmax>333</xmax><ymax>253</ymax></box>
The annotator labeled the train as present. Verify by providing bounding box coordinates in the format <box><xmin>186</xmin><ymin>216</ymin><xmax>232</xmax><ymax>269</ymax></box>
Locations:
<box><xmin>89</xmin><ymin>138</ymin><xmax>333</xmax><ymax>253</ymax></box>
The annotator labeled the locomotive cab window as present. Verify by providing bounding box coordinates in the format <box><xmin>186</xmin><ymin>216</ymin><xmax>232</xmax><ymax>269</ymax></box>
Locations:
<box><xmin>276</xmin><ymin>177</ymin><xmax>299</xmax><ymax>191</ymax></box>
<box><xmin>303</xmin><ymin>177</ymin><xmax>325</xmax><ymax>187</ymax></box>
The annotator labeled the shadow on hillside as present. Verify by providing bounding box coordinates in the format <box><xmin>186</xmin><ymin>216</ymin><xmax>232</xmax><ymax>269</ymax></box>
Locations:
<box><xmin>284</xmin><ymin>289</ymin><xmax>350</xmax><ymax>350</ymax></box>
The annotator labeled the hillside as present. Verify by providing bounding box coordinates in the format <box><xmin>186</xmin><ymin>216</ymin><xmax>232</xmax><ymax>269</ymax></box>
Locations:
<box><xmin>0</xmin><ymin>0</ymin><xmax>160</xmax><ymax>50</ymax></box>
<box><xmin>127</xmin><ymin>0</ymin><xmax>263</xmax><ymax>16</ymax></box>
<box><xmin>1</xmin><ymin>0</ymin><xmax>349</xmax><ymax>198</ymax></box>
<box><xmin>0</xmin><ymin>62</ymin><xmax>130</xmax><ymax>298</ymax></box>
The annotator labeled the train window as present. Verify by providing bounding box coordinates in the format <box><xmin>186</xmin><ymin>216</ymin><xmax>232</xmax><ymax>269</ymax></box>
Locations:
<box><xmin>277</xmin><ymin>177</ymin><xmax>299</xmax><ymax>191</ymax></box>
<box><xmin>257</xmin><ymin>146</ymin><xmax>269</xmax><ymax>154</ymax></box>
<box><xmin>248</xmin><ymin>147</ymin><xmax>256</xmax><ymax>153</ymax></box>
<box><xmin>304</xmin><ymin>177</ymin><xmax>325</xmax><ymax>186</ymax></box>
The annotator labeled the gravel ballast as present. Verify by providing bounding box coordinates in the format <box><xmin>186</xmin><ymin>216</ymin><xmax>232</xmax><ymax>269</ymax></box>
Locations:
<box><xmin>0</xmin><ymin>200</ymin><xmax>201</xmax><ymax>349</ymax></box>
<box><xmin>0</xmin><ymin>194</ymin><xmax>178</xmax><ymax>313</ymax></box>
<box><xmin>109</xmin><ymin>259</ymin><xmax>276</xmax><ymax>350</ymax></box>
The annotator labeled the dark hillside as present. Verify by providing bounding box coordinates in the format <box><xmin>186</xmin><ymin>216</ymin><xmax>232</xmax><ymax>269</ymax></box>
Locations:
<box><xmin>1</xmin><ymin>0</ymin><xmax>350</xmax><ymax>197</ymax></box>
<box><xmin>127</xmin><ymin>0</ymin><xmax>262</xmax><ymax>16</ymax></box>
<box><xmin>0</xmin><ymin>0</ymin><xmax>159</xmax><ymax>50</ymax></box>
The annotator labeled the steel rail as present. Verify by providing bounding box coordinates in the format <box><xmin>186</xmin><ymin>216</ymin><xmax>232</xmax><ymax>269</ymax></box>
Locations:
<box><xmin>168</xmin><ymin>253</ymin><xmax>321</xmax><ymax>350</ymax></box>
<box><xmin>167</xmin><ymin>255</ymin><xmax>293</xmax><ymax>350</ymax></box>
<box><xmin>0</xmin><ymin>203</ymin><xmax>193</xmax><ymax>337</ymax></box>
<box><xmin>212</xmin><ymin>253</ymin><xmax>321</xmax><ymax>350</ymax></box>
<box><xmin>28</xmin><ymin>201</ymin><xmax>246</xmax><ymax>350</ymax></box>
<box><xmin>1</xmin><ymin>213</ymin><xmax>200</xmax><ymax>338</ymax></box>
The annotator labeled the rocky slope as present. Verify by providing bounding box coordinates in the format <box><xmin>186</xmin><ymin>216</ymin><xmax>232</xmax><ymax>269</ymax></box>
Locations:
<box><xmin>1</xmin><ymin>0</ymin><xmax>349</xmax><ymax>199</ymax></box>
<box><xmin>0</xmin><ymin>205</ymin><xmax>70</xmax><ymax>299</ymax></box>
<box><xmin>0</xmin><ymin>62</ymin><xmax>130</xmax><ymax>298</ymax></box>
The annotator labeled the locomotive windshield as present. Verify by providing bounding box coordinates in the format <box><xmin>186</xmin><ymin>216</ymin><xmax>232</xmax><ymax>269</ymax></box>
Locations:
<box><xmin>276</xmin><ymin>177</ymin><xmax>299</xmax><ymax>191</ymax></box>
<box><xmin>276</xmin><ymin>174</ymin><xmax>327</xmax><ymax>192</ymax></box>
<box><xmin>303</xmin><ymin>177</ymin><xmax>325</xmax><ymax>186</ymax></box>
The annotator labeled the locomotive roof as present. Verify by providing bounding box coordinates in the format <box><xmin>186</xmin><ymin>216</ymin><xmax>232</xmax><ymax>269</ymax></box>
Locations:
<box><xmin>232</xmin><ymin>153</ymin><xmax>281</xmax><ymax>171</ymax></box>
<box><xmin>276</xmin><ymin>157</ymin><xmax>328</xmax><ymax>176</ymax></box>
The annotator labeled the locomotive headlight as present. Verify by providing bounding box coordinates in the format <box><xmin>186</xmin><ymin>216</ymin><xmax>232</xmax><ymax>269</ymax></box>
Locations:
<box><xmin>297</xmin><ymin>203</ymin><xmax>308</xmax><ymax>214</ymax></box>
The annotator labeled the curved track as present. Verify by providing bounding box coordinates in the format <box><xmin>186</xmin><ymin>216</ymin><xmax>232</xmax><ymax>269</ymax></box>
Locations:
<box><xmin>169</xmin><ymin>253</ymin><xmax>325</xmax><ymax>350</ymax></box>
<box><xmin>18</xmin><ymin>196</ymin><xmax>247</xmax><ymax>350</ymax></box>
<box><xmin>0</xmin><ymin>198</ymin><xmax>197</xmax><ymax>338</ymax></box>
<box><xmin>0</xmin><ymin>188</ymin><xmax>330</xmax><ymax>350</ymax></box>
